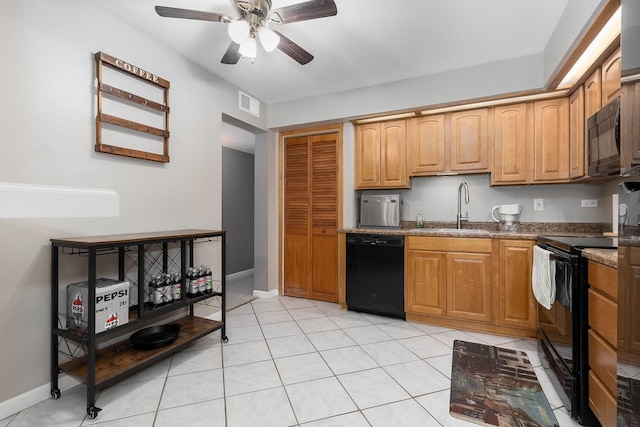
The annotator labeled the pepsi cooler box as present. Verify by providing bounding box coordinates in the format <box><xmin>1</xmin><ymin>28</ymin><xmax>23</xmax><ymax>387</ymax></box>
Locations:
<box><xmin>66</xmin><ymin>278</ymin><xmax>129</xmax><ymax>333</ymax></box>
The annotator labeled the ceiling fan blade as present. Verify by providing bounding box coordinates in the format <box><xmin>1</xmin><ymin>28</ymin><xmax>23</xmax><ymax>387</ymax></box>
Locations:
<box><xmin>269</xmin><ymin>0</ymin><xmax>337</xmax><ymax>24</ymax></box>
<box><xmin>155</xmin><ymin>6</ymin><xmax>231</xmax><ymax>23</ymax></box>
<box><xmin>221</xmin><ymin>41</ymin><xmax>242</xmax><ymax>64</ymax></box>
<box><xmin>275</xmin><ymin>31</ymin><xmax>314</xmax><ymax>65</ymax></box>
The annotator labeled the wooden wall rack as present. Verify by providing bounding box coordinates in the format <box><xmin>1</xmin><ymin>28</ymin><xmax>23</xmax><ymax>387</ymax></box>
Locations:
<box><xmin>95</xmin><ymin>52</ymin><xmax>170</xmax><ymax>163</ymax></box>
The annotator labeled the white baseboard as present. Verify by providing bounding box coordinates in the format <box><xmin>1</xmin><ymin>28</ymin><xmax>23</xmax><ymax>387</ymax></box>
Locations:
<box><xmin>0</xmin><ymin>374</ymin><xmax>80</xmax><ymax>421</ymax></box>
<box><xmin>252</xmin><ymin>288</ymin><xmax>279</xmax><ymax>298</ymax></box>
<box><xmin>226</xmin><ymin>268</ymin><xmax>254</xmax><ymax>281</ymax></box>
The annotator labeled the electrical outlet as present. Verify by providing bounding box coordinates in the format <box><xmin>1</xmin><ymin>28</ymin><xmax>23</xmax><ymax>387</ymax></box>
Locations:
<box><xmin>534</xmin><ymin>199</ymin><xmax>544</xmax><ymax>211</ymax></box>
<box><xmin>581</xmin><ymin>199</ymin><xmax>598</xmax><ymax>207</ymax></box>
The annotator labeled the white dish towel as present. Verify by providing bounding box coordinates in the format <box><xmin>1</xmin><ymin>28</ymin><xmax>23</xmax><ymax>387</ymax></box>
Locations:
<box><xmin>532</xmin><ymin>245</ymin><xmax>556</xmax><ymax>310</ymax></box>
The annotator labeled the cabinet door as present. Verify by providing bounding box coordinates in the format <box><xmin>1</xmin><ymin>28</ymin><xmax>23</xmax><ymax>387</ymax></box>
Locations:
<box><xmin>619</xmin><ymin>247</ymin><xmax>640</xmax><ymax>354</ymax></box>
<box><xmin>492</xmin><ymin>103</ymin><xmax>528</xmax><ymax>183</ymax></box>
<box><xmin>533</xmin><ymin>98</ymin><xmax>570</xmax><ymax>182</ymax></box>
<box><xmin>621</xmin><ymin>81</ymin><xmax>640</xmax><ymax>173</ymax></box>
<box><xmin>601</xmin><ymin>47</ymin><xmax>621</xmax><ymax>106</ymax></box>
<box><xmin>283</xmin><ymin>136</ymin><xmax>311</xmax><ymax>298</ymax></box>
<box><xmin>450</xmin><ymin>108</ymin><xmax>489</xmax><ymax>172</ymax></box>
<box><xmin>405</xmin><ymin>250</ymin><xmax>447</xmax><ymax>316</ymax></box>
<box><xmin>569</xmin><ymin>87</ymin><xmax>585</xmax><ymax>179</ymax></box>
<box><xmin>355</xmin><ymin>123</ymin><xmax>380</xmax><ymax>188</ymax></box>
<box><xmin>585</xmin><ymin>68</ymin><xmax>602</xmax><ymax>121</ymax></box>
<box><xmin>380</xmin><ymin>120</ymin><xmax>409</xmax><ymax>188</ymax></box>
<box><xmin>447</xmin><ymin>252</ymin><xmax>492</xmax><ymax>322</ymax></box>
<box><xmin>498</xmin><ymin>240</ymin><xmax>536</xmax><ymax>330</ymax></box>
<box><xmin>408</xmin><ymin>115</ymin><xmax>446</xmax><ymax>175</ymax></box>
<box><xmin>310</xmin><ymin>134</ymin><xmax>339</xmax><ymax>302</ymax></box>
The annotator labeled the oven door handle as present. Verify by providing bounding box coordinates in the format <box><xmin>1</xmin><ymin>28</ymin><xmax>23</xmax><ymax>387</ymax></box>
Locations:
<box><xmin>535</xmin><ymin>244</ymin><xmax>575</xmax><ymax>264</ymax></box>
<box><xmin>549</xmin><ymin>253</ymin><xmax>569</xmax><ymax>263</ymax></box>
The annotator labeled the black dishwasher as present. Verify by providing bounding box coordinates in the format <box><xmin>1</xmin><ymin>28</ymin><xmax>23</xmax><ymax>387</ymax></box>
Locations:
<box><xmin>346</xmin><ymin>233</ymin><xmax>405</xmax><ymax>319</ymax></box>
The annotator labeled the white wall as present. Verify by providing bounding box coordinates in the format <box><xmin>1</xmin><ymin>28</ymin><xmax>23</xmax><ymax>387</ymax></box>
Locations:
<box><xmin>266</xmin><ymin>0</ymin><xmax>609</xmax><ymax>131</ymax></box>
<box><xmin>0</xmin><ymin>0</ymin><xmax>265</xmax><ymax>410</ymax></box>
<box><xmin>254</xmin><ymin>130</ymin><xmax>279</xmax><ymax>293</ymax></box>
<box><xmin>542</xmin><ymin>0</ymin><xmax>607</xmax><ymax>83</ymax></box>
<box><xmin>268</xmin><ymin>54</ymin><xmax>543</xmax><ymax>129</ymax></box>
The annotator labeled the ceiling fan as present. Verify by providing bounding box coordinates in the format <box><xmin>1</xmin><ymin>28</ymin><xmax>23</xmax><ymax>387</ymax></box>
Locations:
<box><xmin>155</xmin><ymin>0</ymin><xmax>337</xmax><ymax>65</ymax></box>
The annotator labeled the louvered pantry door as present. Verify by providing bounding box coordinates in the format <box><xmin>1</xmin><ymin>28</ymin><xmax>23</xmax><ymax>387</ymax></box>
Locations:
<box><xmin>283</xmin><ymin>133</ymin><xmax>338</xmax><ymax>302</ymax></box>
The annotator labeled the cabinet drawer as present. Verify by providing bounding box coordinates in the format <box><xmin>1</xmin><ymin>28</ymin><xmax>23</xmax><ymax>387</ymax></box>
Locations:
<box><xmin>588</xmin><ymin>330</ymin><xmax>617</xmax><ymax>395</ymax></box>
<box><xmin>588</xmin><ymin>261</ymin><xmax>617</xmax><ymax>300</ymax></box>
<box><xmin>589</xmin><ymin>371</ymin><xmax>617</xmax><ymax>427</ymax></box>
<box><xmin>588</xmin><ymin>289</ymin><xmax>618</xmax><ymax>345</ymax></box>
<box><xmin>407</xmin><ymin>236</ymin><xmax>492</xmax><ymax>253</ymax></box>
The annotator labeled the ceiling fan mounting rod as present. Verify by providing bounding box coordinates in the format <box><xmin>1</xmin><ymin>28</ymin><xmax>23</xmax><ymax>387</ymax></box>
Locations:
<box><xmin>245</xmin><ymin>0</ymin><xmax>272</xmax><ymax>18</ymax></box>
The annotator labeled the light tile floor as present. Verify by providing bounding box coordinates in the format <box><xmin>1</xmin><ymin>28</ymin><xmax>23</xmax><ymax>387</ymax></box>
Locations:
<box><xmin>2</xmin><ymin>296</ymin><xmax>582</xmax><ymax>427</ymax></box>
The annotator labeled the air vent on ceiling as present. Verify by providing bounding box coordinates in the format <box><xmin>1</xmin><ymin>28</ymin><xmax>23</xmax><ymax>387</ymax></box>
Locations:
<box><xmin>239</xmin><ymin>91</ymin><xmax>260</xmax><ymax>117</ymax></box>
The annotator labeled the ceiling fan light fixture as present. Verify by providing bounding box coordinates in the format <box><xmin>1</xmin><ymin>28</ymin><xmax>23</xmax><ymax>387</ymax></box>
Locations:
<box><xmin>228</xmin><ymin>20</ymin><xmax>250</xmax><ymax>44</ymax></box>
<box><xmin>258</xmin><ymin>27</ymin><xmax>280</xmax><ymax>52</ymax></box>
<box><xmin>239</xmin><ymin>36</ymin><xmax>257</xmax><ymax>58</ymax></box>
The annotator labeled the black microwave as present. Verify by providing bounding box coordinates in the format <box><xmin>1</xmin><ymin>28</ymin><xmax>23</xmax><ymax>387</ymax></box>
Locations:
<box><xmin>588</xmin><ymin>97</ymin><xmax>620</xmax><ymax>177</ymax></box>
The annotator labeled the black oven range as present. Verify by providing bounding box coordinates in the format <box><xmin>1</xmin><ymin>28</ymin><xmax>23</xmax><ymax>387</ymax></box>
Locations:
<box><xmin>534</xmin><ymin>235</ymin><xmax>617</xmax><ymax>426</ymax></box>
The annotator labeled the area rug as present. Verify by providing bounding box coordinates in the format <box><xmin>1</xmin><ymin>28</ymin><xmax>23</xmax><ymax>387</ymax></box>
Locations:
<box><xmin>450</xmin><ymin>340</ymin><xmax>559</xmax><ymax>427</ymax></box>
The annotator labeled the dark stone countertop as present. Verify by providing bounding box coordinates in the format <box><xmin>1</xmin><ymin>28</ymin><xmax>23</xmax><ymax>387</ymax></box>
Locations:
<box><xmin>581</xmin><ymin>248</ymin><xmax>618</xmax><ymax>269</ymax></box>
<box><xmin>340</xmin><ymin>222</ymin><xmax>608</xmax><ymax>240</ymax></box>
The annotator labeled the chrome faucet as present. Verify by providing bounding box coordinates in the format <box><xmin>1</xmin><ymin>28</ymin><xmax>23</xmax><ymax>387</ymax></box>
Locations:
<box><xmin>457</xmin><ymin>181</ymin><xmax>470</xmax><ymax>229</ymax></box>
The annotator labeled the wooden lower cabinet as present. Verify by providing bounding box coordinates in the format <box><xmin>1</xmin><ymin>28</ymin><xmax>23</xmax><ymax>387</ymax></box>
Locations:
<box><xmin>405</xmin><ymin>237</ymin><xmax>492</xmax><ymax>324</ymax></box>
<box><xmin>405</xmin><ymin>236</ymin><xmax>537</xmax><ymax>338</ymax></box>
<box><xmin>405</xmin><ymin>249</ymin><xmax>447</xmax><ymax>316</ymax></box>
<box><xmin>447</xmin><ymin>252</ymin><xmax>492</xmax><ymax>322</ymax></box>
<box><xmin>587</xmin><ymin>260</ymin><xmax>618</xmax><ymax>426</ymax></box>
<box><xmin>496</xmin><ymin>239</ymin><xmax>537</xmax><ymax>330</ymax></box>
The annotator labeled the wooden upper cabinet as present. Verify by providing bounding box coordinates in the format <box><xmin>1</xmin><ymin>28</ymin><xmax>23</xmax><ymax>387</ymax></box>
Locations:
<box><xmin>450</xmin><ymin>108</ymin><xmax>489</xmax><ymax>172</ymax></box>
<box><xmin>408</xmin><ymin>114</ymin><xmax>446</xmax><ymax>175</ymax></box>
<box><xmin>601</xmin><ymin>47</ymin><xmax>621</xmax><ymax>106</ymax></box>
<box><xmin>355</xmin><ymin>123</ymin><xmax>381</xmax><ymax>188</ymax></box>
<box><xmin>355</xmin><ymin>120</ymin><xmax>408</xmax><ymax>189</ymax></box>
<box><xmin>492</xmin><ymin>103</ymin><xmax>529</xmax><ymax>184</ymax></box>
<box><xmin>380</xmin><ymin>120</ymin><xmax>409</xmax><ymax>187</ymax></box>
<box><xmin>585</xmin><ymin>68</ymin><xmax>602</xmax><ymax>120</ymax></box>
<box><xmin>569</xmin><ymin>87</ymin><xmax>585</xmax><ymax>179</ymax></box>
<box><xmin>621</xmin><ymin>80</ymin><xmax>640</xmax><ymax>173</ymax></box>
<box><xmin>533</xmin><ymin>98</ymin><xmax>570</xmax><ymax>182</ymax></box>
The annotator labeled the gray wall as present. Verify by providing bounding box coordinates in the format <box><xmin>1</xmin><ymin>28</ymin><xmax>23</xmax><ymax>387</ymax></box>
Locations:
<box><xmin>222</xmin><ymin>147</ymin><xmax>255</xmax><ymax>274</ymax></box>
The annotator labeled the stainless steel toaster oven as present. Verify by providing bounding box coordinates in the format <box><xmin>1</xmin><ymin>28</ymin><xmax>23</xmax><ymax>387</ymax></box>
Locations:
<box><xmin>358</xmin><ymin>194</ymin><xmax>402</xmax><ymax>228</ymax></box>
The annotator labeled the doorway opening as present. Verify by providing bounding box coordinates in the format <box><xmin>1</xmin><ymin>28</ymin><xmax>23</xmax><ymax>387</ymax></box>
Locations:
<box><xmin>222</xmin><ymin>116</ymin><xmax>261</xmax><ymax>309</ymax></box>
